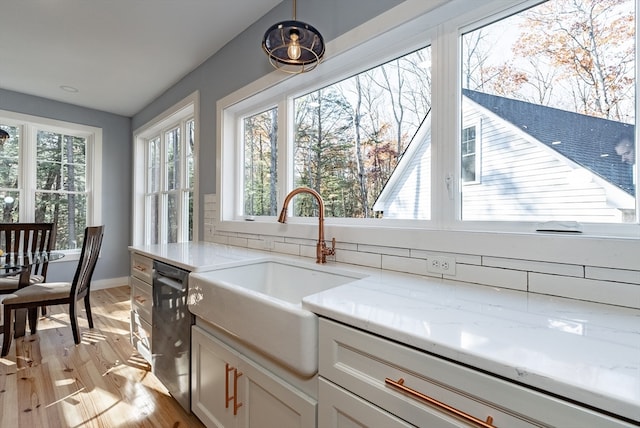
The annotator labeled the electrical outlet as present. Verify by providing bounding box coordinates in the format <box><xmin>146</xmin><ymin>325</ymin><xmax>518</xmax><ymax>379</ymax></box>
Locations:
<box><xmin>263</xmin><ymin>237</ymin><xmax>275</xmax><ymax>250</ymax></box>
<box><xmin>427</xmin><ymin>255</ymin><xmax>456</xmax><ymax>275</ymax></box>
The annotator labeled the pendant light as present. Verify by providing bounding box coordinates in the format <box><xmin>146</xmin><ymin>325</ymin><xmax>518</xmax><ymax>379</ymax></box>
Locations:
<box><xmin>0</xmin><ymin>129</ymin><xmax>9</xmax><ymax>146</ymax></box>
<box><xmin>262</xmin><ymin>0</ymin><xmax>325</xmax><ymax>74</ymax></box>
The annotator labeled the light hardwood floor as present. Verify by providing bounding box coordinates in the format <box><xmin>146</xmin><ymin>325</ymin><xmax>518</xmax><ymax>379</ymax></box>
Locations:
<box><xmin>0</xmin><ymin>286</ymin><xmax>205</xmax><ymax>427</ymax></box>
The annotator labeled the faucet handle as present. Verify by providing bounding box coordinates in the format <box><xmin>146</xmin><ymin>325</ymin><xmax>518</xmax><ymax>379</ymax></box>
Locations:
<box><xmin>323</xmin><ymin>238</ymin><xmax>336</xmax><ymax>256</ymax></box>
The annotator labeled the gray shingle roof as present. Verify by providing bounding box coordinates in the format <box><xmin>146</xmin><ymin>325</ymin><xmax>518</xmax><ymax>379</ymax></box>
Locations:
<box><xmin>463</xmin><ymin>89</ymin><xmax>635</xmax><ymax>194</ymax></box>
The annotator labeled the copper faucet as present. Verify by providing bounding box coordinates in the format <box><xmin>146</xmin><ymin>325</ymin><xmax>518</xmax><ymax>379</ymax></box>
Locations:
<box><xmin>277</xmin><ymin>187</ymin><xmax>336</xmax><ymax>264</ymax></box>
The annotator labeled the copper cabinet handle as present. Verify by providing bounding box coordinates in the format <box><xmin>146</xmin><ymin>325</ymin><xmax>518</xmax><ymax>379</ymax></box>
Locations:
<box><xmin>134</xmin><ymin>264</ymin><xmax>147</xmax><ymax>272</ymax></box>
<box><xmin>225</xmin><ymin>363</ymin><xmax>243</xmax><ymax>415</ymax></box>
<box><xmin>385</xmin><ymin>378</ymin><xmax>496</xmax><ymax>428</ymax></box>
<box><xmin>233</xmin><ymin>368</ymin><xmax>243</xmax><ymax>415</ymax></box>
<box><xmin>225</xmin><ymin>363</ymin><xmax>233</xmax><ymax>409</ymax></box>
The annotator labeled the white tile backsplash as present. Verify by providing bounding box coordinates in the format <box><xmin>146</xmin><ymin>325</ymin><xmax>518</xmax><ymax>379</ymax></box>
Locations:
<box><xmin>529</xmin><ymin>273</ymin><xmax>640</xmax><ymax>307</ymax></box>
<box><xmin>483</xmin><ymin>256</ymin><xmax>584</xmax><ymax>277</ymax></box>
<box><xmin>359</xmin><ymin>244</ymin><xmax>410</xmax><ymax>257</ymax></box>
<box><xmin>455</xmin><ymin>263</ymin><xmax>528</xmax><ymax>291</ymax></box>
<box><xmin>273</xmin><ymin>241</ymin><xmax>302</xmax><ymax>256</ymax></box>
<box><xmin>204</xmin><ymin>194</ymin><xmax>640</xmax><ymax>309</ymax></box>
<box><xmin>336</xmin><ymin>248</ymin><xmax>382</xmax><ymax>269</ymax></box>
<box><xmin>227</xmin><ymin>236</ymin><xmax>249</xmax><ymax>248</ymax></box>
<box><xmin>585</xmin><ymin>266</ymin><xmax>640</xmax><ymax>284</ymax></box>
<box><xmin>381</xmin><ymin>254</ymin><xmax>428</xmax><ymax>276</ymax></box>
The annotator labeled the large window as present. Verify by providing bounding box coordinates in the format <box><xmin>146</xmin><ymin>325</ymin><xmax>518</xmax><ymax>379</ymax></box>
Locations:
<box><xmin>221</xmin><ymin>0</ymin><xmax>638</xmax><ymax>237</ymax></box>
<box><xmin>143</xmin><ymin>120</ymin><xmax>194</xmax><ymax>244</ymax></box>
<box><xmin>134</xmin><ymin>93</ymin><xmax>197</xmax><ymax>245</ymax></box>
<box><xmin>0</xmin><ymin>112</ymin><xmax>102</xmax><ymax>252</ymax></box>
<box><xmin>241</xmin><ymin>47</ymin><xmax>432</xmax><ymax>220</ymax></box>
<box><xmin>461</xmin><ymin>0</ymin><xmax>636</xmax><ymax>223</ymax></box>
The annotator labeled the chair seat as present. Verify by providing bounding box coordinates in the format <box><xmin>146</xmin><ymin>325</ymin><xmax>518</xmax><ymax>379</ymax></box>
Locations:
<box><xmin>2</xmin><ymin>282</ymin><xmax>72</xmax><ymax>305</ymax></box>
<box><xmin>0</xmin><ymin>275</ymin><xmax>45</xmax><ymax>291</ymax></box>
<box><xmin>2</xmin><ymin>225</ymin><xmax>104</xmax><ymax>357</ymax></box>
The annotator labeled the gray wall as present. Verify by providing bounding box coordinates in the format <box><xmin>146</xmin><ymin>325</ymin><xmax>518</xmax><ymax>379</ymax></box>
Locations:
<box><xmin>0</xmin><ymin>0</ymin><xmax>402</xmax><ymax>282</ymax></box>
<box><xmin>0</xmin><ymin>88</ymin><xmax>132</xmax><ymax>282</ymax></box>
<box><xmin>132</xmin><ymin>0</ymin><xmax>404</xmax><ymax>240</ymax></box>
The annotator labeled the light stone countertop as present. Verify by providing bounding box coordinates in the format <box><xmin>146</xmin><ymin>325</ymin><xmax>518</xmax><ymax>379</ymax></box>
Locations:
<box><xmin>129</xmin><ymin>242</ymin><xmax>640</xmax><ymax>423</ymax></box>
<box><xmin>129</xmin><ymin>241</ymin><xmax>269</xmax><ymax>272</ymax></box>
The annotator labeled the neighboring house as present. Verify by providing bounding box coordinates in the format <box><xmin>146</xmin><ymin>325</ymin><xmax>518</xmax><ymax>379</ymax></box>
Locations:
<box><xmin>373</xmin><ymin>89</ymin><xmax>636</xmax><ymax>222</ymax></box>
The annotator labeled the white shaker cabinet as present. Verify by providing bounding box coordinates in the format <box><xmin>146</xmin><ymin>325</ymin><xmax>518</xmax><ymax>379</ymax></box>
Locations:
<box><xmin>319</xmin><ymin>377</ymin><xmax>416</xmax><ymax>428</ymax></box>
<box><xmin>191</xmin><ymin>325</ymin><xmax>317</xmax><ymax>428</ymax></box>
<box><xmin>318</xmin><ymin>318</ymin><xmax>635</xmax><ymax>428</ymax></box>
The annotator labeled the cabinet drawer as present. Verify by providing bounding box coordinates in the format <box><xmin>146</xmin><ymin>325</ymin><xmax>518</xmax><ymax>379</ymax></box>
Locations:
<box><xmin>131</xmin><ymin>253</ymin><xmax>153</xmax><ymax>283</ymax></box>
<box><xmin>131</xmin><ymin>311</ymin><xmax>152</xmax><ymax>363</ymax></box>
<box><xmin>130</xmin><ymin>276</ymin><xmax>152</xmax><ymax>323</ymax></box>
<box><xmin>319</xmin><ymin>377</ymin><xmax>416</xmax><ymax>428</ymax></box>
<box><xmin>319</xmin><ymin>318</ymin><xmax>633</xmax><ymax>428</ymax></box>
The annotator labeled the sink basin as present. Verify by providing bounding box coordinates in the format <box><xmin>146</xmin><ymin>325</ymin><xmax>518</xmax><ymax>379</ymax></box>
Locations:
<box><xmin>188</xmin><ymin>259</ymin><xmax>365</xmax><ymax>377</ymax></box>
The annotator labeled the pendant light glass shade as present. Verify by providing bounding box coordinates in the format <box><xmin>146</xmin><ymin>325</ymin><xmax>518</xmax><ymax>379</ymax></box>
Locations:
<box><xmin>0</xmin><ymin>129</ymin><xmax>9</xmax><ymax>146</ymax></box>
<box><xmin>262</xmin><ymin>0</ymin><xmax>324</xmax><ymax>74</ymax></box>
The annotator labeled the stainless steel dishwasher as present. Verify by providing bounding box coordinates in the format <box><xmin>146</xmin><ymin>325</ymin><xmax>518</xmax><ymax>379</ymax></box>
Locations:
<box><xmin>152</xmin><ymin>261</ymin><xmax>194</xmax><ymax>412</ymax></box>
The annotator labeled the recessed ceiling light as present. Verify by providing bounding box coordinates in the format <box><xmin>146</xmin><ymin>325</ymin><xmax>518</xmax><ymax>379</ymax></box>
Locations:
<box><xmin>60</xmin><ymin>85</ymin><xmax>79</xmax><ymax>93</ymax></box>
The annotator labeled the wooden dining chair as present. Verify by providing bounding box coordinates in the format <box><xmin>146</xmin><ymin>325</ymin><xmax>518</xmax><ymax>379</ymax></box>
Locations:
<box><xmin>1</xmin><ymin>225</ymin><xmax>104</xmax><ymax>357</ymax></box>
<box><xmin>0</xmin><ymin>223</ymin><xmax>57</xmax><ymax>294</ymax></box>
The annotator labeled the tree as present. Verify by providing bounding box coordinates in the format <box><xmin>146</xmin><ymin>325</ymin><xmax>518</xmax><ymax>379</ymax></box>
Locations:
<box><xmin>465</xmin><ymin>0</ymin><xmax>635</xmax><ymax>122</ymax></box>
<box><xmin>243</xmin><ymin>46</ymin><xmax>432</xmax><ymax>219</ymax></box>
<box><xmin>295</xmin><ymin>88</ymin><xmax>354</xmax><ymax>216</ymax></box>
<box><xmin>244</xmin><ymin>108</ymin><xmax>277</xmax><ymax>216</ymax></box>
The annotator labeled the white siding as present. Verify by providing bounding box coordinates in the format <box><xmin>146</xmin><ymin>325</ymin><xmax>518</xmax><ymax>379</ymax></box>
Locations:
<box><xmin>373</xmin><ymin>128</ymin><xmax>432</xmax><ymax>220</ymax></box>
<box><xmin>462</xmin><ymin>104</ymin><xmax>624</xmax><ymax>222</ymax></box>
<box><xmin>375</xmin><ymin>98</ymin><xmax>631</xmax><ymax>222</ymax></box>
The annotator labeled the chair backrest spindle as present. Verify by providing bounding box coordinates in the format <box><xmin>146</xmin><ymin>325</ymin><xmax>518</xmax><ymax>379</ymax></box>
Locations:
<box><xmin>0</xmin><ymin>223</ymin><xmax>56</xmax><ymax>280</ymax></box>
<box><xmin>71</xmin><ymin>226</ymin><xmax>104</xmax><ymax>299</ymax></box>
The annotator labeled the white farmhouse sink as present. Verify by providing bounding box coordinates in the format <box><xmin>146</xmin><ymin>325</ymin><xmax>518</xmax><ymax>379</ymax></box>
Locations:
<box><xmin>188</xmin><ymin>259</ymin><xmax>365</xmax><ymax>377</ymax></box>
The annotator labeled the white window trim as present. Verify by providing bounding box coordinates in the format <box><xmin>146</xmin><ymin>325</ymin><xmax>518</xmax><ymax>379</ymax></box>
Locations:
<box><xmin>0</xmin><ymin>109</ymin><xmax>102</xmax><ymax>260</ymax></box>
<box><xmin>216</xmin><ymin>0</ymin><xmax>640</xmax><ymax>271</ymax></box>
<box><xmin>132</xmin><ymin>91</ymin><xmax>199</xmax><ymax>245</ymax></box>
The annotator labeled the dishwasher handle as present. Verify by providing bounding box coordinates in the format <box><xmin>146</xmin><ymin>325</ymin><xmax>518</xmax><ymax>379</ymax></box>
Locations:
<box><xmin>155</xmin><ymin>275</ymin><xmax>184</xmax><ymax>291</ymax></box>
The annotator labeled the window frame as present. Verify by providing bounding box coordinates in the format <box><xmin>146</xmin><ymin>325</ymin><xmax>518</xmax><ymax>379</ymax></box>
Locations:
<box><xmin>0</xmin><ymin>109</ymin><xmax>102</xmax><ymax>257</ymax></box>
<box><xmin>133</xmin><ymin>92</ymin><xmax>199</xmax><ymax>246</ymax></box>
<box><xmin>216</xmin><ymin>0</ymin><xmax>639</xmax><ymax>267</ymax></box>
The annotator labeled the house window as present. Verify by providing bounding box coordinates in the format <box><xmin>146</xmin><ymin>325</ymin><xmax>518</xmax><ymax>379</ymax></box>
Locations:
<box><xmin>220</xmin><ymin>0</ymin><xmax>638</xmax><ymax>239</ymax></box>
<box><xmin>243</xmin><ymin>108</ymin><xmax>278</xmax><ymax>216</ymax></box>
<box><xmin>0</xmin><ymin>112</ymin><xmax>102</xmax><ymax>252</ymax></box>
<box><xmin>461</xmin><ymin>125</ymin><xmax>478</xmax><ymax>183</ymax></box>
<box><xmin>133</xmin><ymin>93</ymin><xmax>197</xmax><ymax>245</ymax></box>
<box><xmin>237</xmin><ymin>46</ymin><xmax>432</xmax><ymax>220</ymax></box>
<box><xmin>0</xmin><ymin>124</ymin><xmax>19</xmax><ymax>223</ymax></box>
<box><xmin>143</xmin><ymin>121</ymin><xmax>194</xmax><ymax>244</ymax></box>
<box><xmin>461</xmin><ymin>0</ymin><xmax>636</xmax><ymax>223</ymax></box>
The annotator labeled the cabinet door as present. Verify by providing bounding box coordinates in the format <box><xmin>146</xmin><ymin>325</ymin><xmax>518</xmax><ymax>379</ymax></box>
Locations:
<box><xmin>192</xmin><ymin>326</ymin><xmax>239</xmax><ymax>428</ymax></box>
<box><xmin>192</xmin><ymin>325</ymin><xmax>317</xmax><ymax>428</ymax></box>
<box><xmin>318</xmin><ymin>378</ymin><xmax>415</xmax><ymax>428</ymax></box>
<box><xmin>237</xmin><ymin>353</ymin><xmax>316</xmax><ymax>428</ymax></box>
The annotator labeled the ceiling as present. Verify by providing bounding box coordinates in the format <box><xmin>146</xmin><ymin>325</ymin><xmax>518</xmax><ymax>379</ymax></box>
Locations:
<box><xmin>0</xmin><ymin>0</ymin><xmax>283</xmax><ymax>117</ymax></box>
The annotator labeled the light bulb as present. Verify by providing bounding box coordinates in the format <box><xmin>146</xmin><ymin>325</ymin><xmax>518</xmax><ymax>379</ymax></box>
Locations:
<box><xmin>287</xmin><ymin>32</ymin><xmax>301</xmax><ymax>60</ymax></box>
